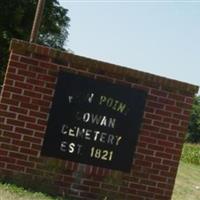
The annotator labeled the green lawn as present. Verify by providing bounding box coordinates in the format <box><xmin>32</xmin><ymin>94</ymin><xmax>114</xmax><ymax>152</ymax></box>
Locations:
<box><xmin>0</xmin><ymin>183</ymin><xmax>62</xmax><ymax>200</ymax></box>
<box><xmin>172</xmin><ymin>143</ymin><xmax>200</xmax><ymax>200</ymax></box>
<box><xmin>172</xmin><ymin>161</ymin><xmax>200</xmax><ymax>200</ymax></box>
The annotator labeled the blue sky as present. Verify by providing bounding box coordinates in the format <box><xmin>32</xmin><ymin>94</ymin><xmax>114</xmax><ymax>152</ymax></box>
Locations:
<box><xmin>59</xmin><ymin>1</ymin><xmax>200</xmax><ymax>90</ymax></box>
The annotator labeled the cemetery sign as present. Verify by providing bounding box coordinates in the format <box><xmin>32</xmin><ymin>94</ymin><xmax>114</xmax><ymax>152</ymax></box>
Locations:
<box><xmin>41</xmin><ymin>71</ymin><xmax>147</xmax><ymax>172</ymax></box>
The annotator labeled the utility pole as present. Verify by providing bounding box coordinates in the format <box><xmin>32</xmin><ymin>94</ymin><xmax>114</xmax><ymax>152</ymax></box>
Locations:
<box><xmin>30</xmin><ymin>0</ymin><xmax>46</xmax><ymax>43</ymax></box>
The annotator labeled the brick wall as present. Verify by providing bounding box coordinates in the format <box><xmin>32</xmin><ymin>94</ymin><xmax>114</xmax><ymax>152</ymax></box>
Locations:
<box><xmin>0</xmin><ymin>39</ymin><xmax>198</xmax><ymax>200</ymax></box>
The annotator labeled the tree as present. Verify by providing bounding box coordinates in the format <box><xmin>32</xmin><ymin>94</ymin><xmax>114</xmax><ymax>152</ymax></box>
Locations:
<box><xmin>186</xmin><ymin>95</ymin><xmax>200</xmax><ymax>143</ymax></box>
<box><xmin>0</xmin><ymin>0</ymin><xmax>70</xmax><ymax>84</ymax></box>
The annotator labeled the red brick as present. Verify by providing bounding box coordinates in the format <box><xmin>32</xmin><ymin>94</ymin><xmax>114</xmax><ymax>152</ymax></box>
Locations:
<box><xmin>29</xmin><ymin>110</ymin><xmax>47</xmax><ymax>119</ymax></box>
<box><xmin>83</xmin><ymin>180</ymin><xmax>100</xmax><ymax>187</ymax></box>
<box><xmin>10</xmin><ymin>54</ymin><xmax>20</xmax><ymax>61</ymax></box>
<box><xmin>147</xmin><ymin>101</ymin><xmax>164</xmax><ymax>109</ymax></box>
<box><xmin>32</xmin><ymin>53</ymin><xmax>49</xmax><ymax>61</ymax></box>
<box><xmin>165</xmin><ymin>148</ymin><xmax>181</xmax><ymax>155</ymax></box>
<box><xmin>137</xmin><ymin>147</ymin><xmax>154</xmax><ymax>155</ymax></box>
<box><xmin>0</xmin><ymin>124</ymin><xmax>13</xmax><ymax>131</ymax></box>
<box><xmin>35</xmin><ymin>86</ymin><xmax>53</xmax><ymax>95</ymax></box>
<box><xmin>150</xmin><ymin>175</ymin><xmax>166</xmax><ymax>182</ymax></box>
<box><xmin>165</xmin><ymin>105</ymin><xmax>182</xmax><ymax>113</ymax></box>
<box><xmin>12</xmin><ymin>94</ymin><xmax>30</xmax><ymax>103</ymax></box>
<box><xmin>31</xmin><ymin>144</ymin><xmax>42</xmax><ymax>151</ymax></box>
<box><xmin>158</xmin><ymin>140</ymin><xmax>174</xmax><ymax>147</ymax></box>
<box><xmin>168</xmin><ymin>136</ymin><xmax>182</xmax><ymax>144</ymax></box>
<box><xmin>26</xmin><ymin>78</ymin><xmax>44</xmax><ymax>86</ymax></box>
<box><xmin>1</xmin><ymin>143</ymin><xmax>19</xmax><ymax>151</ymax></box>
<box><xmin>185</xmin><ymin>97</ymin><xmax>193</xmax><ymax>104</ymax></box>
<box><xmin>45</xmin><ymin>82</ymin><xmax>56</xmax><ymax>89</ymax></box>
<box><xmin>156</xmin><ymin>109</ymin><xmax>172</xmax><ymax>117</ymax></box>
<box><xmin>9</xmin><ymin>152</ymin><xmax>28</xmax><ymax>160</ymax></box>
<box><xmin>3</xmin><ymin>131</ymin><xmax>22</xmax><ymax>140</ymax></box>
<box><xmin>147</xmin><ymin>94</ymin><xmax>158</xmax><ymax>102</ymax></box>
<box><xmin>0</xmin><ymin>156</ymin><xmax>16</xmax><ymax>164</ymax></box>
<box><xmin>20</xmin><ymin>148</ymin><xmax>38</xmax><ymax>156</ymax></box>
<box><xmin>145</xmin><ymin>156</ymin><xmax>161</xmax><ymax>163</ymax></box>
<box><xmin>7</xmin><ymin>164</ymin><xmax>24</xmax><ymax>171</ymax></box>
<box><xmin>26</xmin><ymin>168</ymin><xmax>44</xmax><ymax>176</ymax></box>
<box><xmin>37</xmin><ymin>119</ymin><xmax>47</xmax><ymax>126</ymax></box>
<box><xmin>148</xmin><ymin>144</ymin><xmax>165</xmax><ymax>152</ymax></box>
<box><xmin>142</xmin><ymin>124</ymin><xmax>160</xmax><ymax>132</ymax></box>
<box><xmin>163</xmin><ymin>117</ymin><xmax>179</xmax><ymax>124</ymax></box>
<box><xmin>0</xmin><ymin>116</ymin><xmax>5</xmax><ymax>123</ymax></box>
<box><xmin>6</xmin><ymin>67</ymin><xmax>17</xmax><ymax>74</ymax></box>
<box><xmin>31</xmin><ymin>99</ymin><xmax>50</xmax><ymax>107</ymax></box>
<box><xmin>0</xmin><ymin>111</ymin><xmax>16</xmax><ymax>118</ymax></box>
<box><xmin>9</xmin><ymin>61</ymin><xmax>27</xmax><ymax>69</ymax></box>
<box><xmin>153</xmin><ymin>121</ymin><xmax>170</xmax><ymax>129</ymax></box>
<box><xmin>7</xmin><ymin>119</ymin><xmax>25</xmax><ymax>127</ymax></box>
<box><xmin>15</xmin><ymin>82</ymin><xmax>33</xmax><ymax>90</ymax></box>
<box><xmin>26</xmin><ymin>123</ymin><xmax>45</xmax><ymax>132</ymax></box>
<box><xmin>168</xmin><ymin>94</ymin><xmax>185</xmax><ymax>101</ymax></box>
<box><xmin>176</xmin><ymin>102</ymin><xmax>192</xmax><ymax>110</ymax></box>
<box><xmin>4</xmin><ymin>78</ymin><xmax>14</xmax><ymax>86</ymax></box>
<box><xmin>151</xmin><ymin>89</ymin><xmax>167</xmax><ymax>97</ymax></box>
<box><xmin>17</xmin><ymin>160</ymin><xmax>34</xmax><ymax>168</ymax></box>
<box><xmin>171</xmin><ymin>125</ymin><xmax>187</xmax><ymax>132</ymax></box>
<box><xmin>153</xmin><ymin>164</ymin><xmax>169</xmax><ymax>171</ymax></box>
<box><xmin>20</xmin><ymin>57</ymin><xmax>38</xmax><ymax>65</ymax></box>
<box><xmin>1</xmin><ymin>98</ymin><xmax>19</xmax><ymax>106</ymax></box>
<box><xmin>139</xmin><ymin>135</ymin><xmax>157</xmax><ymax>144</ymax></box>
<box><xmin>160</xmin><ymin>128</ymin><xmax>177</xmax><ymax>136</ymax></box>
<box><xmin>6</xmin><ymin>73</ymin><xmax>25</xmax><ymax>82</ymax></box>
<box><xmin>120</xmin><ymin>186</ymin><xmax>137</xmax><ymax>194</ymax></box>
<box><xmin>0</xmin><ymin>162</ymin><xmax>5</xmax><ymax>168</ymax></box>
<box><xmin>0</xmin><ymin>136</ymin><xmax>11</xmax><ymax>143</ymax></box>
<box><xmin>37</xmin><ymin>74</ymin><xmax>56</xmax><ymax>83</ymax></box>
<box><xmin>145</xmin><ymin>113</ymin><xmax>161</xmax><ymax>121</ymax></box>
<box><xmin>3</xmin><ymin>91</ymin><xmax>11</xmax><ymax>98</ymax></box>
<box><xmin>0</xmin><ymin>149</ymin><xmax>8</xmax><ymax>156</ymax></box>
<box><xmin>23</xmin><ymin>90</ymin><xmax>42</xmax><ymax>99</ymax></box>
<box><xmin>21</xmin><ymin>102</ymin><xmax>39</xmax><ymax>110</ymax></box>
<box><xmin>148</xmin><ymin>186</ymin><xmax>163</xmax><ymax>194</ymax></box>
<box><xmin>40</xmin><ymin>61</ymin><xmax>59</xmax><ymax>70</ymax></box>
<box><xmin>9</xmin><ymin>106</ymin><xmax>28</xmax><ymax>115</ymax></box>
<box><xmin>72</xmin><ymin>184</ymin><xmax>89</xmax><ymax>191</ymax></box>
<box><xmin>18</xmin><ymin>69</ymin><xmax>36</xmax><ymax>78</ymax></box>
<box><xmin>173</xmin><ymin>113</ymin><xmax>189</xmax><ymax>121</ymax></box>
<box><xmin>159</xmin><ymin>97</ymin><xmax>175</xmax><ymax>105</ymax></box>
<box><xmin>18</xmin><ymin>115</ymin><xmax>36</xmax><ymax>123</ymax></box>
<box><xmin>162</xmin><ymin>160</ymin><xmax>178</xmax><ymax>167</ymax></box>
<box><xmin>3</xmin><ymin>85</ymin><xmax>23</xmax><ymax>95</ymax></box>
<box><xmin>150</xmin><ymin>132</ymin><xmax>167</xmax><ymax>140</ymax></box>
<box><xmin>156</xmin><ymin>152</ymin><xmax>172</xmax><ymax>160</ymax></box>
<box><xmin>135</xmin><ymin>159</ymin><xmax>152</xmax><ymax>167</ymax></box>
<box><xmin>23</xmin><ymin>135</ymin><xmax>42</xmax><ymax>144</ymax></box>
<box><xmin>12</xmin><ymin>139</ymin><xmax>30</xmax><ymax>148</ymax></box>
<box><xmin>0</xmin><ymin>104</ymin><xmax>8</xmax><ymax>111</ymax></box>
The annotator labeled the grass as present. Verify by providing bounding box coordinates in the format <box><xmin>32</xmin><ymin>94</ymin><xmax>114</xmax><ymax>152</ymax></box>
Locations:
<box><xmin>172</xmin><ymin>143</ymin><xmax>200</xmax><ymax>200</ymax></box>
<box><xmin>172</xmin><ymin>161</ymin><xmax>200</xmax><ymax>200</ymax></box>
<box><xmin>0</xmin><ymin>182</ymin><xmax>63</xmax><ymax>200</ymax></box>
<box><xmin>181</xmin><ymin>143</ymin><xmax>200</xmax><ymax>165</ymax></box>
<box><xmin>0</xmin><ymin>144</ymin><xmax>199</xmax><ymax>200</ymax></box>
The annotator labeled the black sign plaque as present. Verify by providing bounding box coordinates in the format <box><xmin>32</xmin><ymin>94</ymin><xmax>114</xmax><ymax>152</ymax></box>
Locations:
<box><xmin>41</xmin><ymin>71</ymin><xmax>147</xmax><ymax>172</ymax></box>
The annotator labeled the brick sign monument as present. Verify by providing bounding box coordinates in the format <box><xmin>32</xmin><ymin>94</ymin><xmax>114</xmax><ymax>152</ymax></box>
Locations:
<box><xmin>0</xmin><ymin>39</ymin><xmax>198</xmax><ymax>200</ymax></box>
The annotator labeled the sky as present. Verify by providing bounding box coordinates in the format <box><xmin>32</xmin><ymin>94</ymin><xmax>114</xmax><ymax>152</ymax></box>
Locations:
<box><xmin>59</xmin><ymin>0</ymin><xmax>200</xmax><ymax>91</ymax></box>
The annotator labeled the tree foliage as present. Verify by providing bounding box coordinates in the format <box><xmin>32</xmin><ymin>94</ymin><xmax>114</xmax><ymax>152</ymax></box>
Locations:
<box><xmin>186</xmin><ymin>95</ymin><xmax>200</xmax><ymax>143</ymax></box>
<box><xmin>0</xmin><ymin>0</ymin><xmax>70</xmax><ymax>84</ymax></box>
